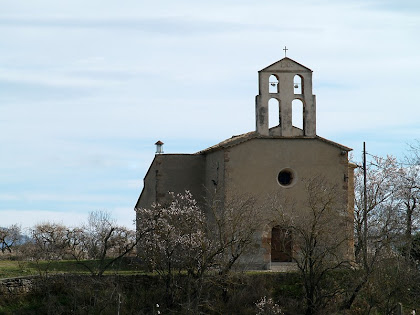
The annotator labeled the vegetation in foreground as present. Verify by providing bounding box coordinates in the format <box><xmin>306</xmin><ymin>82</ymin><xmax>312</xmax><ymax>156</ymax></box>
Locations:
<box><xmin>0</xmin><ymin>267</ymin><xmax>419</xmax><ymax>314</ymax></box>
<box><xmin>0</xmin><ymin>258</ymin><xmax>144</xmax><ymax>279</ymax></box>
<box><xmin>0</xmin><ymin>272</ymin><xmax>303</xmax><ymax>314</ymax></box>
<box><xmin>0</xmin><ymin>141</ymin><xmax>419</xmax><ymax>314</ymax></box>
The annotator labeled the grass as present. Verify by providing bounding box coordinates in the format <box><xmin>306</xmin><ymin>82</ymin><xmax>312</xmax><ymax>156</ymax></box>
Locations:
<box><xmin>1</xmin><ymin>259</ymin><xmax>303</xmax><ymax>279</ymax></box>
<box><xmin>0</xmin><ymin>257</ymin><xmax>146</xmax><ymax>279</ymax></box>
<box><xmin>0</xmin><ymin>260</ymin><xmax>29</xmax><ymax>279</ymax></box>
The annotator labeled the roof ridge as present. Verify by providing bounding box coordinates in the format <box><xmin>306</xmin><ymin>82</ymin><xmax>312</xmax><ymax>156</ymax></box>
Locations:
<box><xmin>259</xmin><ymin>57</ymin><xmax>313</xmax><ymax>72</ymax></box>
<box><xmin>196</xmin><ymin>132</ymin><xmax>352</xmax><ymax>154</ymax></box>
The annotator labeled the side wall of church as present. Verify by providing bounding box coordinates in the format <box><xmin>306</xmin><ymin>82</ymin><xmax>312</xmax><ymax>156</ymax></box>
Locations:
<box><xmin>223</xmin><ymin>138</ymin><xmax>352</xmax><ymax>268</ymax></box>
<box><xmin>136</xmin><ymin>154</ymin><xmax>206</xmax><ymax>209</ymax></box>
<box><xmin>136</xmin><ymin>156</ymin><xmax>158</xmax><ymax>209</ymax></box>
<box><xmin>203</xmin><ymin>150</ymin><xmax>226</xmax><ymax>208</ymax></box>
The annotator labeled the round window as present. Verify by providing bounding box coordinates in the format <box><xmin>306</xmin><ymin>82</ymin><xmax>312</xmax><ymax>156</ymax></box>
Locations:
<box><xmin>278</xmin><ymin>169</ymin><xmax>295</xmax><ymax>186</ymax></box>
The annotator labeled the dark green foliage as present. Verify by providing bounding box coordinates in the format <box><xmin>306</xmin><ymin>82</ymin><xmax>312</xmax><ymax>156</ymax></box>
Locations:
<box><xmin>0</xmin><ymin>273</ymin><xmax>305</xmax><ymax>314</ymax></box>
<box><xmin>0</xmin><ymin>269</ymin><xmax>419</xmax><ymax>314</ymax></box>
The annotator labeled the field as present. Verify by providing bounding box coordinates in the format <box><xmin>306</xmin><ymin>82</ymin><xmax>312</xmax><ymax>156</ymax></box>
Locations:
<box><xmin>0</xmin><ymin>258</ymin><xmax>144</xmax><ymax>279</ymax></box>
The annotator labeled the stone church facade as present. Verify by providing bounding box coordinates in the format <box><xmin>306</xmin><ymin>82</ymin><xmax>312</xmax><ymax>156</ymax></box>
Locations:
<box><xmin>135</xmin><ymin>57</ymin><xmax>355</xmax><ymax>270</ymax></box>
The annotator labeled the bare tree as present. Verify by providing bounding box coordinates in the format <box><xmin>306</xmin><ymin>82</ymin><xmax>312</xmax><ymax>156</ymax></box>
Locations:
<box><xmin>26</xmin><ymin>222</ymin><xmax>69</xmax><ymax>276</ymax></box>
<box><xmin>273</xmin><ymin>177</ymin><xmax>352</xmax><ymax>315</ymax></box>
<box><xmin>343</xmin><ymin>153</ymin><xmax>418</xmax><ymax>310</ymax></box>
<box><xmin>67</xmin><ymin>210</ymin><xmax>138</xmax><ymax>277</ymax></box>
<box><xmin>341</xmin><ymin>156</ymin><xmax>399</xmax><ymax>310</ymax></box>
<box><xmin>408</xmin><ymin>139</ymin><xmax>420</xmax><ymax>165</ymax></box>
<box><xmin>353</xmin><ymin>150</ymin><xmax>420</xmax><ymax>263</ymax></box>
<box><xmin>0</xmin><ymin>224</ymin><xmax>21</xmax><ymax>254</ymax></box>
<box><xmin>206</xmin><ymin>191</ymin><xmax>265</xmax><ymax>275</ymax></box>
<box><xmin>399</xmin><ymin>146</ymin><xmax>420</xmax><ymax>260</ymax></box>
<box><xmin>353</xmin><ymin>155</ymin><xmax>401</xmax><ymax>265</ymax></box>
<box><xmin>203</xmin><ymin>190</ymin><xmax>267</xmax><ymax>309</ymax></box>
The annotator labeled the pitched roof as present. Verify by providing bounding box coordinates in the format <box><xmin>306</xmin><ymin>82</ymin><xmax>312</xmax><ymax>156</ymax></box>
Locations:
<box><xmin>195</xmin><ymin>131</ymin><xmax>352</xmax><ymax>154</ymax></box>
<box><xmin>196</xmin><ymin>131</ymin><xmax>257</xmax><ymax>154</ymax></box>
<box><xmin>259</xmin><ymin>57</ymin><xmax>313</xmax><ymax>72</ymax></box>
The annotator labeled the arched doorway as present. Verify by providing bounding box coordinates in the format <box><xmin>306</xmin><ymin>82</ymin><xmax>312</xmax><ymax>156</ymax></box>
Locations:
<box><xmin>271</xmin><ymin>226</ymin><xmax>292</xmax><ymax>262</ymax></box>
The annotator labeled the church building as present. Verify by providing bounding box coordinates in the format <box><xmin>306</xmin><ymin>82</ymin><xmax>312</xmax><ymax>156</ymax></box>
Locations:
<box><xmin>135</xmin><ymin>57</ymin><xmax>355</xmax><ymax>270</ymax></box>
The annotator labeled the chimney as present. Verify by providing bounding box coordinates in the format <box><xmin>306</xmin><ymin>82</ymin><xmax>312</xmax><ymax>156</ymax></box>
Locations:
<box><xmin>155</xmin><ymin>140</ymin><xmax>164</xmax><ymax>154</ymax></box>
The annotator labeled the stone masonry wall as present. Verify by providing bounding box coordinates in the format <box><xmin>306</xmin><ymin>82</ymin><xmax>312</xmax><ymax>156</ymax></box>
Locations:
<box><xmin>0</xmin><ymin>277</ymin><xmax>34</xmax><ymax>295</ymax></box>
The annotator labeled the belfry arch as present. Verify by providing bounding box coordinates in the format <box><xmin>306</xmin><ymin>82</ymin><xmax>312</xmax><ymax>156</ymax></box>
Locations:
<box><xmin>268</xmin><ymin>98</ymin><xmax>280</xmax><ymax>128</ymax></box>
<box><xmin>292</xmin><ymin>99</ymin><xmax>304</xmax><ymax>129</ymax></box>
<box><xmin>269</xmin><ymin>74</ymin><xmax>279</xmax><ymax>93</ymax></box>
<box><xmin>293</xmin><ymin>74</ymin><xmax>303</xmax><ymax>94</ymax></box>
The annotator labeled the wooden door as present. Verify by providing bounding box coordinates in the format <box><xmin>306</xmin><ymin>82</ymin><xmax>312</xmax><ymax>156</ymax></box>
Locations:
<box><xmin>271</xmin><ymin>226</ymin><xmax>292</xmax><ymax>262</ymax></box>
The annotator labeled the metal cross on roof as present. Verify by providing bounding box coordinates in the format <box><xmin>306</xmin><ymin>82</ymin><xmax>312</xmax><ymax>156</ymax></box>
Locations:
<box><xmin>283</xmin><ymin>46</ymin><xmax>288</xmax><ymax>57</ymax></box>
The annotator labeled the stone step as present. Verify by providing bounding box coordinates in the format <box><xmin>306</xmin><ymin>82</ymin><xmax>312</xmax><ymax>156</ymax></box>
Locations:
<box><xmin>269</xmin><ymin>262</ymin><xmax>298</xmax><ymax>272</ymax></box>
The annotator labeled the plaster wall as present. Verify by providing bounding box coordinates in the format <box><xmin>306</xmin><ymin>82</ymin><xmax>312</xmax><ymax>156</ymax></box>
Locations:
<box><xmin>225</xmin><ymin>138</ymin><xmax>348</xmax><ymax>197</ymax></box>
<box><xmin>204</xmin><ymin>150</ymin><xmax>225</xmax><ymax>207</ymax></box>
<box><xmin>136</xmin><ymin>154</ymin><xmax>205</xmax><ymax>209</ymax></box>
<box><xmin>223</xmin><ymin>138</ymin><xmax>352</xmax><ymax>268</ymax></box>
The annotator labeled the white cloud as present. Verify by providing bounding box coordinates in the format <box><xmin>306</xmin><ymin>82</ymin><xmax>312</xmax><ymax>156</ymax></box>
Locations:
<box><xmin>0</xmin><ymin>210</ymin><xmax>87</xmax><ymax>230</ymax></box>
<box><xmin>17</xmin><ymin>193</ymin><xmax>127</xmax><ymax>203</ymax></box>
<box><xmin>112</xmin><ymin>207</ymin><xmax>137</xmax><ymax>230</ymax></box>
<box><xmin>0</xmin><ymin>0</ymin><xmax>419</xmax><ymax>229</ymax></box>
<box><xmin>0</xmin><ymin>68</ymin><xmax>123</xmax><ymax>88</ymax></box>
<box><xmin>0</xmin><ymin>194</ymin><xmax>19</xmax><ymax>201</ymax></box>
<box><xmin>0</xmin><ymin>207</ymin><xmax>135</xmax><ymax>231</ymax></box>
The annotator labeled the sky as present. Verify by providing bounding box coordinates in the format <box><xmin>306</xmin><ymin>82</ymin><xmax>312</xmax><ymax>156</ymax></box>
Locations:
<box><xmin>1</xmin><ymin>0</ymin><xmax>420</xmax><ymax>231</ymax></box>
